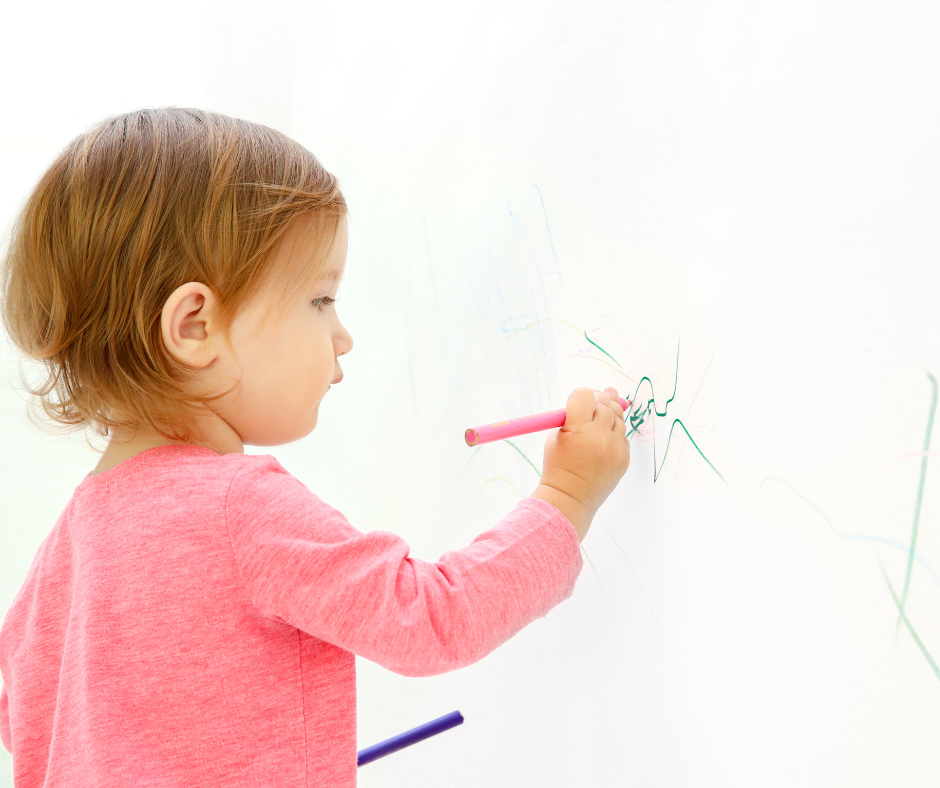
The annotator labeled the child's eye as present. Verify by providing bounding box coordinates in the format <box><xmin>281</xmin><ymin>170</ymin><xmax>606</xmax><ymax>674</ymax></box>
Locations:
<box><xmin>312</xmin><ymin>296</ymin><xmax>336</xmax><ymax>310</ymax></box>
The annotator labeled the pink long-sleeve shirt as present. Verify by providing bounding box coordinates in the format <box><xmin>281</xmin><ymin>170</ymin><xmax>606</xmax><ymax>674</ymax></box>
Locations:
<box><xmin>0</xmin><ymin>444</ymin><xmax>583</xmax><ymax>786</ymax></box>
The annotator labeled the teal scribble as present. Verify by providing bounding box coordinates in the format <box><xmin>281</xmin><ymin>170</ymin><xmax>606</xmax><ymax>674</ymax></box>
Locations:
<box><xmin>583</xmin><ymin>330</ymin><xmax>621</xmax><ymax>367</ymax></box>
<box><xmin>896</xmin><ymin>371</ymin><xmax>938</xmax><ymax>636</ymax></box>
<box><xmin>882</xmin><ymin>562</ymin><xmax>940</xmax><ymax>683</ymax></box>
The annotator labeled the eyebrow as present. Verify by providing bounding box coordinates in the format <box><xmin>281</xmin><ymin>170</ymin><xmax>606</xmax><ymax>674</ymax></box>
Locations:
<box><xmin>315</xmin><ymin>269</ymin><xmax>344</xmax><ymax>285</ymax></box>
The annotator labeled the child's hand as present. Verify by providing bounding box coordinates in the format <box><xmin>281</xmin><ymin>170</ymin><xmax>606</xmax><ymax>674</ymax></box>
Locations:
<box><xmin>531</xmin><ymin>387</ymin><xmax>631</xmax><ymax>542</ymax></box>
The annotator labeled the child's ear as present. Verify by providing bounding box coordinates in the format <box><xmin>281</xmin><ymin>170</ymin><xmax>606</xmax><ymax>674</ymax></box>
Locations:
<box><xmin>160</xmin><ymin>282</ymin><xmax>219</xmax><ymax>369</ymax></box>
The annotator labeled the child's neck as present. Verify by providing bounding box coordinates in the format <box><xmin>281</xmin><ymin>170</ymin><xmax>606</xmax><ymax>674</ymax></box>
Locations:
<box><xmin>91</xmin><ymin>419</ymin><xmax>243</xmax><ymax>477</ymax></box>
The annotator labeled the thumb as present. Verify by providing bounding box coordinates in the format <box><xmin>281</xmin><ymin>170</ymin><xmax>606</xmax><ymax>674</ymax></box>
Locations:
<box><xmin>564</xmin><ymin>388</ymin><xmax>599</xmax><ymax>429</ymax></box>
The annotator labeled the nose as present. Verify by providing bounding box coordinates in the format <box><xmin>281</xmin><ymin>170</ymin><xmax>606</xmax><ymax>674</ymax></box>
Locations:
<box><xmin>332</xmin><ymin>327</ymin><xmax>352</xmax><ymax>385</ymax></box>
<box><xmin>336</xmin><ymin>322</ymin><xmax>353</xmax><ymax>356</ymax></box>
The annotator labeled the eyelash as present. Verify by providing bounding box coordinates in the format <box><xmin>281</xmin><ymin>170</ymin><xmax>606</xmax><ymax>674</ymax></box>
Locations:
<box><xmin>312</xmin><ymin>296</ymin><xmax>336</xmax><ymax>310</ymax></box>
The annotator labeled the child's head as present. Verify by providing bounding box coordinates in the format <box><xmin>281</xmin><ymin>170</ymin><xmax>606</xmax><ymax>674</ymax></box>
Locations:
<box><xmin>0</xmin><ymin>107</ymin><xmax>352</xmax><ymax>450</ymax></box>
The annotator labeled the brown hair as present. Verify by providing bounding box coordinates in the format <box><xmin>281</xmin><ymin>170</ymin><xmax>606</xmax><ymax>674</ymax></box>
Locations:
<box><xmin>0</xmin><ymin>107</ymin><xmax>347</xmax><ymax>450</ymax></box>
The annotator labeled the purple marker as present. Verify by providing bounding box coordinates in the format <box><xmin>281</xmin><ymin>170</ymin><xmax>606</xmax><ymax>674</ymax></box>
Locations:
<box><xmin>358</xmin><ymin>710</ymin><xmax>464</xmax><ymax>767</ymax></box>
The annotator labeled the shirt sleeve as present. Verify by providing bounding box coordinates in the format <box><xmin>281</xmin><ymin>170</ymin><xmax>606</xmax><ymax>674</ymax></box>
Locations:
<box><xmin>224</xmin><ymin>457</ymin><xmax>583</xmax><ymax>677</ymax></box>
<box><xmin>1</xmin><ymin>680</ymin><xmax>10</xmax><ymax>753</ymax></box>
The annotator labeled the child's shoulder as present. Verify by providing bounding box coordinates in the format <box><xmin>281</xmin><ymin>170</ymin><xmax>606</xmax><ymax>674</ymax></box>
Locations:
<box><xmin>211</xmin><ymin>449</ymin><xmax>314</xmax><ymax>499</ymax></box>
<box><xmin>181</xmin><ymin>447</ymin><xmax>297</xmax><ymax>490</ymax></box>
<box><xmin>80</xmin><ymin>445</ymin><xmax>293</xmax><ymax>496</ymax></box>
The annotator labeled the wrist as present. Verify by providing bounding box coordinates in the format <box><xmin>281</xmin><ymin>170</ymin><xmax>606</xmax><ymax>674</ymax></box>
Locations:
<box><xmin>530</xmin><ymin>483</ymin><xmax>594</xmax><ymax>542</ymax></box>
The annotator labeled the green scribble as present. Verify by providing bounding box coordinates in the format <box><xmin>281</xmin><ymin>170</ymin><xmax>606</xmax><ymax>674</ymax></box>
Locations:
<box><xmin>881</xmin><ymin>561</ymin><xmax>940</xmax><ymax>683</ymax></box>
<box><xmin>505</xmin><ymin>439</ymin><xmax>542</xmax><ymax>478</ymax></box>
<box><xmin>896</xmin><ymin>371</ymin><xmax>938</xmax><ymax>636</ymax></box>
<box><xmin>583</xmin><ymin>330</ymin><xmax>621</xmax><ymax>368</ymax></box>
<box><xmin>627</xmin><ymin>340</ymin><xmax>680</xmax><ymax>433</ymax></box>
<box><xmin>654</xmin><ymin>419</ymin><xmax>727</xmax><ymax>484</ymax></box>
<box><xmin>623</xmin><ymin>340</ymin><xmax>726</xmax><ymax>485</ymax></box>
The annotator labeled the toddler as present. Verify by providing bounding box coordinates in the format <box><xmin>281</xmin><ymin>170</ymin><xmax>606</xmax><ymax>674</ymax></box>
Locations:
<box><xmin>0</xmin><ymin>108</ymin><xmax>630</xmax><ymax>786</ymax></box>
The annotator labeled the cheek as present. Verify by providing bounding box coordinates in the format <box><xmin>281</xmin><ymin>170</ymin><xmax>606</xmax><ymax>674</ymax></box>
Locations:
<box><xmin>314</xmin><ymin>333</ymin><xmax>335</xmax><ymax>373</ymax></box>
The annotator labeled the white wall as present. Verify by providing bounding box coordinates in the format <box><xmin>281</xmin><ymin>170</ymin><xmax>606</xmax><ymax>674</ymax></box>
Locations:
<box><xmin>2</xmin><ymin>1</ymin><xmax>939</xmax><ymax>784</ymax></box>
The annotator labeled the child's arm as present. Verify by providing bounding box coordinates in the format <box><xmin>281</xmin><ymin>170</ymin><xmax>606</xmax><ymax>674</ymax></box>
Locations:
<box><xmin>225</xmin><ymin>459</ymin><xmax>583</xmax><ymax>678</ymax></box>
<box><xmin>225</xmin><ymin>389</ymin><xmax>627</xmax><ymax>678</ymax></box>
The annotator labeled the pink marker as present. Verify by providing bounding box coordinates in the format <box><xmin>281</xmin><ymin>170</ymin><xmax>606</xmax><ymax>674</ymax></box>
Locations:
<box><xmin>465</xmin><ymin>397</ymin><xmax>633</xmax><ymax>447</ymax></box>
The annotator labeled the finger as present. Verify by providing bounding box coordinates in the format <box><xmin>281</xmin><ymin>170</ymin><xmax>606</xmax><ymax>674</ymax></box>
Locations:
<box><xmin>603</xmin><ymin>387</ymin><xmax>624</xmax><ymax>421</ymax></box>
<box><xmin>603</xmin><ymin>389</ymin><xmax>627</xmax><ymax>434</ymax></box>
<box><xmin>591</xmin><ymin>389</ymin><xmax>616</xmax><ymax>428</ymax></box>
